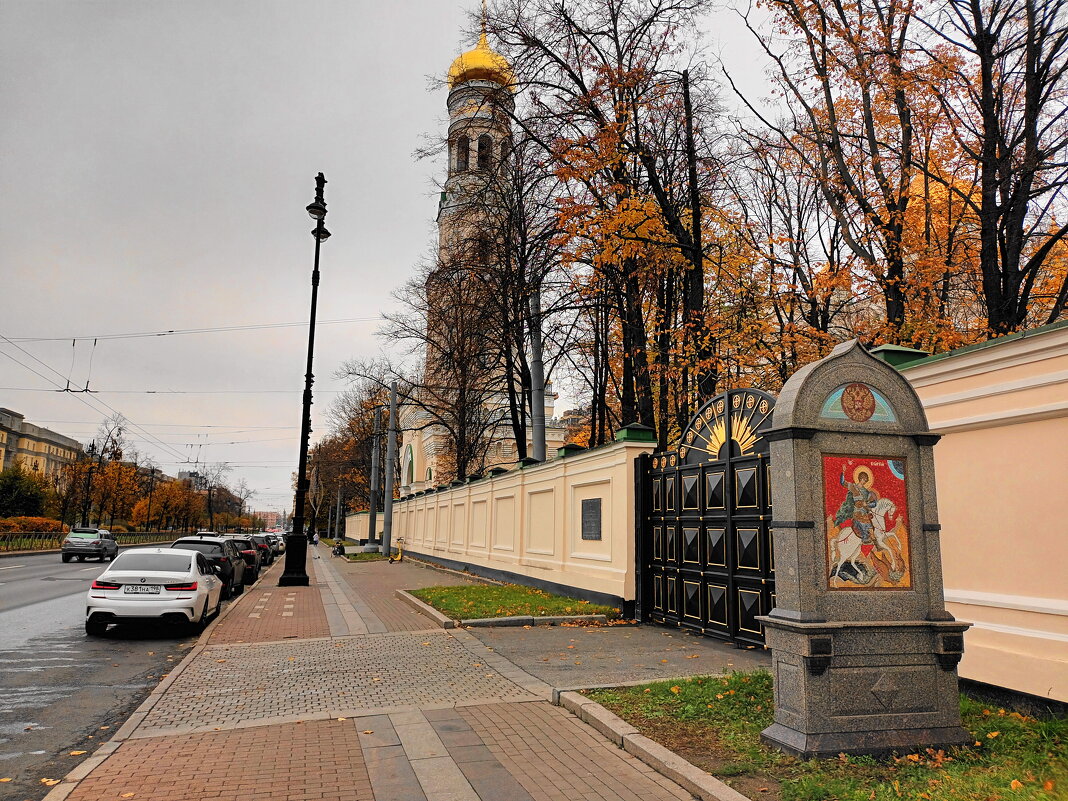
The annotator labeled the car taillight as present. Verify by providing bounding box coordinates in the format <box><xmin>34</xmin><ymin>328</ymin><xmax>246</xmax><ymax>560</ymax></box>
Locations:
<box><xmin>164</xmin><ymin>582</ymin><xmax>198</xmax><ymax>591</ymax></box>
<box><xmin>219</xmin><ymin>557</ymin><xmax>229</xmax><ymax>563</ymax></box>
<box><xmin>242</xmin><ymin>549</ymin><xmax>256</xmax><ymax>555</ymax></box>
<box><xmin>91</xmin><ymin>540</ymin><xmax>101</xmax><ymax>545</ymax></box>
<box><xmin>91</xmin><ymin>580</ymin><xmax>121</xmax><ymax>590</ymax></box>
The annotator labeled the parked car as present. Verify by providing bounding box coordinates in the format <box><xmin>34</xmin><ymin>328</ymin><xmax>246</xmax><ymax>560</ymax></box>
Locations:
<box><xmin>85</xmin><ymin>547</ymin><xmax>223</xmax><ymax>635</ymax></box>
<box><xmin>228</xmin><ymin>537</ymin><xmax>262</xmax><ymax>582</ymax></box>
<box><xmin>61</xmin><ymin>528</ymin><xmax>118</xmax><ymax>562</ymax></box>
<box><xmin>265</xmin><ymin>534</ymin><xmax>283</xmax><ymax>556</ymax></box>
<box><xmin>251</xmin><ymin>535</ymin><xmax>274</xmax><ymax>566</ymax></box>
<box><xmin>169</xmin><ymin>535</ymin><xmax>246</xmax><ymax>599</ymax></box>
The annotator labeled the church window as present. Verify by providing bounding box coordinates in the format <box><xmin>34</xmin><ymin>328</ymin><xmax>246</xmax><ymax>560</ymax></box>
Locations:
<box><xmin>456</xmin><ymin>136</ymin><xmax>470</xmax><ymax>172</ymax></box>
<box><xmin>477</xmin><ymin>135</ymin><xmax>493</xmax><ymax>170</ymax></box>
<box><xmin>475</xmin><ymin>236</ymin><xmax>491</xmax><ymax>265</ymax></box>
<box><xmin>425</xmin><ymin>467</ymin><xmax>433</xmax><ymax>482</ymax></box>
<box><xmin>499</xmin><ymin>139</ymin><xmax>510</xmax><ymax>169</ymax></box>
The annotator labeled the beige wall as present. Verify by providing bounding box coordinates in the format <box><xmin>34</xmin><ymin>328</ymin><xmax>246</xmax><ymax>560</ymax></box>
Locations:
<box><xmin>903</xmin><ymin>323</ymin><xmax>1068</xmax><ymax>702</ymax></box>
<box><xmin>393</xmin><ymin>439</ymin><xmax>654</xmax><ymax>603</ymax></box>
<box><xmin>345</xmin><ymin>511</ymin><xmax>384</xmax><ymax>542</ymax></box>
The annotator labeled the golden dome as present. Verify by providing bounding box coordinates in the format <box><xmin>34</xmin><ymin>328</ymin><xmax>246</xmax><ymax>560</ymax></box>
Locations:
<box><xmin>447</xmin><ymin>31</ymin><xmax>513</xmax><ymax>90</ymax></box>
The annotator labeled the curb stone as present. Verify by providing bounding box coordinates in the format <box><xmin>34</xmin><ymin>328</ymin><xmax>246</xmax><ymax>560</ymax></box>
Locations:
<box><xmin>395</xmin><ymin>589</ymin><xmax>456</xmax><ymax>628</ymax></box>
<box><xmin>42</xmin><ymin>560</ymin><xmax>275</xmax><ymax>801</ymax></box>
<box><xmin>557</xmin><ymin>691</ymin><xmax>638</xmax><ymax>746</ymax></box>
<box><xmin>550</xmin><ymin>690</ymin><xmax>754</xmax><ymax>801</ymax></box>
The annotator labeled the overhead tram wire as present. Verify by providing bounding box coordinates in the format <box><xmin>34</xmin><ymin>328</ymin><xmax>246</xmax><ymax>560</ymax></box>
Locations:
<box><xmin>0</xmin><ymin>333</ymin><xmax>190</xmax><ymax>463</ymax></box>
<box><xmin>0</xmin><ymin>387</ymin><xmax>344</xmax><ymax>394</ymax></box>
<box><xmin>7</xmin><ymin>317</ymin><xmax>377</xmax><ymax>343</ymax></box>
<box><xmin>30</xmin><ymin>421</ymin><xmax>299</xmax><ymax>430</ymax></box>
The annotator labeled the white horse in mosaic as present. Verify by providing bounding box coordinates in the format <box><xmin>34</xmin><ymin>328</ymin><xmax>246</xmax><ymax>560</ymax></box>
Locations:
<box><xmin>828</xmin><ymin>497</ymin><xmax>905</xmax><ymax>585</ymax></box>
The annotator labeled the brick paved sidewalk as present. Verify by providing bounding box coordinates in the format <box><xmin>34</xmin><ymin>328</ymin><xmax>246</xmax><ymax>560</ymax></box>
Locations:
<box><xmin>66</xmin><ymin>706</ymin><xmax>691</xmax><ymax>801</ymax></box>
<box><xmin>209</xmin><ymin>558</ymin><xmax>331</xmax><ymax>644</ymax></box>
<box><xmin>326</xmin><ymin>555</ymin><xmax>479</xmax><ymax>632</ymax></box>
<box><xmin>47</xmin><ymin>554</ymin><xmax>705</xmax><ymax>801</ymax></box>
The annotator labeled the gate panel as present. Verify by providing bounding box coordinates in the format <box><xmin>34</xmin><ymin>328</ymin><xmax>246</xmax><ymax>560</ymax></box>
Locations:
<box><xmin>640</xmin><ymin>389</ymin><xmax>776</xmax><ymax>646</ymax></box>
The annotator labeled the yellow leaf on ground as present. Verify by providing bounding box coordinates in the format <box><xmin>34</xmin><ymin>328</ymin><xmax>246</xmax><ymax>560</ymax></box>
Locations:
<box><xmin>337</xmin><ymin>718</ymin><xmax>346</xmax><ymax>721</ymax></box>
<box><xmin>1010</xmin><ymin>779</ymin><xmax>1024</xmax><ymax>790</ymax></box>
<box><xmin>99</xmin><ymin>725</ymin><xmax>110</xmax><ymax>730</ymax></box>
<box><xmin>987</xmin><ymin>731</ymin><xmax>1000</xmax><ymax>738</ymax></box>
<box><xmin>69</xmin><ymin>750</ymin><xmax>87</xmax><ymax>755</ymax></box>
<box><xmin>121</xmin><ymin>793</ymin><xmax>136</xmax><ymax>798</ymax></box>
<box><xmin>40</xmin><ymin>778</ymin><xmax>61</xmax><ymax>786</ymax></box>
<box><xmin>1044</xmin><ymin>781</ymin><xmax>1055</xmax><ymax>792</ymax></box>
<box><xmin>216</xmin><ymin>659</ymin><xmax>227</xmax><ymax>663</ymax></box>
<box><xmin>669</xmin><ymin>686</ymin><xmax>681</xmax><ymax>694</ymax></box>
<box><xmin>0</xmin><ymin>777</ymin><xmax>12</xmax><ymax>782</ymax></box>
<box><xmin>363</xmin><ymin>730</ymin><xmax>374</xmax><ymax>734</ymax></box>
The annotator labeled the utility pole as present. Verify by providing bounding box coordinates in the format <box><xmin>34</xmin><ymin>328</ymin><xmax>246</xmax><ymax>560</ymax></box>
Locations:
<box><xmin>529</xmin><ymin>286</ymin><xmax>547</xmax><ymax>461</ymax></box>
<box><xmin>381</xmin><ymin>382</ymin><xmax>398</xmax><ymax>556</ymax></box>
<box><xmin>334</xmin><ymin>485</ymin><xmax>342</xmax><ymax>541</ymax></box>
<box><xmin>367</xmin><ymin>407</ymin><xmax>381</xmax><ymax>544</ymax></box>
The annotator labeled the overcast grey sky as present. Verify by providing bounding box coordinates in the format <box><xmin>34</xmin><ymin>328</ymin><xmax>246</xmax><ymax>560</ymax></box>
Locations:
<box><xmin>0</xmin><ymin>1</ymin><xmax>768</xmax><ymax>513</ymax></box>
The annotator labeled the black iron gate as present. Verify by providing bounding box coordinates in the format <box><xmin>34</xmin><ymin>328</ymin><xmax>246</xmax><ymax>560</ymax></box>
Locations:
<box><xmin>637</xmin><ymin>389</ymin><xmax>776</xmax><ymax>646</ymax></box>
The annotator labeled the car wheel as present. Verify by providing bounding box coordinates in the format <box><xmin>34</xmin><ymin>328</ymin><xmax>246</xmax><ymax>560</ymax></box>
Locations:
<box><xmin>234</xmin><ymin>579</ymin><xmax>244</xmax><ymax>596</ymax></box>
<box><xmin>85</xmin><ymin>616</ymin><xmax>108</xmax><ymax>636</ymax></box>
<box><xmin>213</xmin><ymin>595</ymin><xmax>222</xmax><ymax>617</ymax></box>
<box><xmin>192</xmin><ymin>601</ymin><xmax>209</xmax><ymax>633</ymax></box>
<box><xmin>222</xmin><ymin>579</ymin><xmax>232</xmax><ymax>601</ymax></box>
<box><xmin>62</xmin><ymin>554</ymin><xmax>72</xmax><ymax>563</ymax></box>
<box><xmin>107</xmin><ymin>552</ymin><xmax>115</xmax><ymax>562</ymax></box>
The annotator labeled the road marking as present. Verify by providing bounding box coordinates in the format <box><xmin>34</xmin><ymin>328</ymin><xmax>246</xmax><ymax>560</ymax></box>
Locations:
<box><xmin>0</xmin><ymin>566</ymin><xmax>24</xmax><ymax>571</ymax></box>
<box><xmin>80</xmin><ymin>567</ymin><xmax>99</xmax><ymax>572</ymax></box>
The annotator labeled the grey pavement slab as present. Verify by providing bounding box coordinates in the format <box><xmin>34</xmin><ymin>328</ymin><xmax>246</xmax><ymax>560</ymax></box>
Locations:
<box><xmin>411</xmin><ymin>755</ymin><xmax>481</xmax><ymax>800</ymax></box>
<box><xmin>467</xmin><ymin>622</ymin><xmax>770</xmax><ymax>688</ymax></box>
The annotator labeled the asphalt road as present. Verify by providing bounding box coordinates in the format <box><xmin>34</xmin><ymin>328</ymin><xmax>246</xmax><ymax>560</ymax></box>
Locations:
<box><xmin>0</xmin><ymin>552</ymin><xmax>201</xmax><ymax>801</ymax></box>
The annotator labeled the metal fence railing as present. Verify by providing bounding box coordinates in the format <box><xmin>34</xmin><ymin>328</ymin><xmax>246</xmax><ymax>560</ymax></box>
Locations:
<box><xmin>0</xmin><ymin>531</ymin><xmax>177</xmax><ymax>553</ymax></box>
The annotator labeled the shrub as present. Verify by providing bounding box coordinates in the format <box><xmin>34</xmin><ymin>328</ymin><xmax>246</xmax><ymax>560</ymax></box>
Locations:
<box><xmin>109</xmin><ymin>524</ymin><xmax>128</xmax><ymax>534</ymax></box>
<box><xmin>0</xmin><ymin>516</ymin><xmax>68</xmax><ymax>533</ymax></box>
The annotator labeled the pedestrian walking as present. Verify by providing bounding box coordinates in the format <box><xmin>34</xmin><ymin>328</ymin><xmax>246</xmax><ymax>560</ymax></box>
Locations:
<box><xmin>312</xmin><ymin>530</ymin><xmax>320</xmax><ymax>558</ymax></box>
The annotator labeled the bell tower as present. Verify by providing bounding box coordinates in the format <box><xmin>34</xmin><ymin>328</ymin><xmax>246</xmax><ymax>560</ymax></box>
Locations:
<box><xmin>400</xmin><ymin>16</ymin><xmax>515</xmax><ymax>491</ymax></box>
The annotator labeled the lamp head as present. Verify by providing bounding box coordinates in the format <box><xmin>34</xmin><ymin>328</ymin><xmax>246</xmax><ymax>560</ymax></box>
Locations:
<box><xmin>312</xmin><ymin>226</ymin><xmax>331</xmax><ymax>242</ymax></box>
<box><xmin>306</xmin><ymin>200</ymin><xmax>327</xmax><ymax>220</ymax></box>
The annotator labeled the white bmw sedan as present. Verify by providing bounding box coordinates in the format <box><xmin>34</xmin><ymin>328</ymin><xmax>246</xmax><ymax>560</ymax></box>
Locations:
<box><xmin>85</xmin><ymin>548</ymin><xmax>224</xmax><ymax>636</ymax></box>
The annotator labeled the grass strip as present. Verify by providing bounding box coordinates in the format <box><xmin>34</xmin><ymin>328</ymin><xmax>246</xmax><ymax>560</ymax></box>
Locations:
<box><xmin>585</xmin><ymin>671</ymin><xmax>1066</xmax><ymax>801</ymax></box>
<box><xmin>410</xmin><ymin>583</ymin><xmax>619</xmax><ymax>620</ymax></box>
<box><xmin>344</xmin><ymin>552</ymin><xmax>387</xmax><ymax>561</ymax></box>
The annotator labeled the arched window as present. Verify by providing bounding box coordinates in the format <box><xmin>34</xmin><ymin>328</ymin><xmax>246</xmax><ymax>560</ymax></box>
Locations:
<box><xmin>499</xmin><ymin>139</ymin><xmax>510</xmax><ymax>170</ymax></box>
<box><xmin>474</xmin><ymin>236</ymin><xmax>491</xmax><ymax>265</ymax></box>
<box><xmin>456</xmin><ymin>135</ymin><xmax>470</xmax><ymax>172</ymax></box>
<box><xmin>425</xmin><ymin>467</ymin><xmax>433</xmax><ymax>482</ymax></box>
<box><xmin>477</xmin><ymin>134</ymin><xmax>493</xmax><ymax>171</ymax></box>
<box><xmin>404</xmin><ymin>445</ymin><xmax>414</xmax><ymax>486</ymax></box>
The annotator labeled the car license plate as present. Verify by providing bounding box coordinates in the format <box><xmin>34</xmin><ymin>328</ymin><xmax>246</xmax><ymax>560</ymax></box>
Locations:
<box><xmin>123</xmin><ymin>585</ymin><xmax>161</xmax><ymax>594</ymax></box>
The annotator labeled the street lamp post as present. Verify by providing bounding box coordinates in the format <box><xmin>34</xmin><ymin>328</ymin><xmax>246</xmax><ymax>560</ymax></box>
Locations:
<box><xmin>279</xmin><ymin>172</ymin><xmax>331</xmax><ymax>587</ymax></box>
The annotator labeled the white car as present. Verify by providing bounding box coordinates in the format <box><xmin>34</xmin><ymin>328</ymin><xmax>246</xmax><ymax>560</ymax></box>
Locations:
<box><xmin>85</xmin><ymin>548</ymin><xmax>224</xmax><ymax>636</ymax></box>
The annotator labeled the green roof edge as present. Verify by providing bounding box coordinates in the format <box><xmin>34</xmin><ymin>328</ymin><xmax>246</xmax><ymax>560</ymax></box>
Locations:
<box><xmin>897</xmin><ymin>318</ymin><xmax>1068</xmax><ymax>371</ymax></box>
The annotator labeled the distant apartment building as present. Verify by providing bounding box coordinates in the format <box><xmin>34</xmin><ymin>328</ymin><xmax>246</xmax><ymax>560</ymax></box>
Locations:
<box><xmin>255</xmin><ymin>510</ymin><xmax>283</xmax><ymax>528</ymax></box>
<box><xmin>0</xmin><ymin>408</ymin><xmax>84</xmax><ymax>477</ymax></box>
